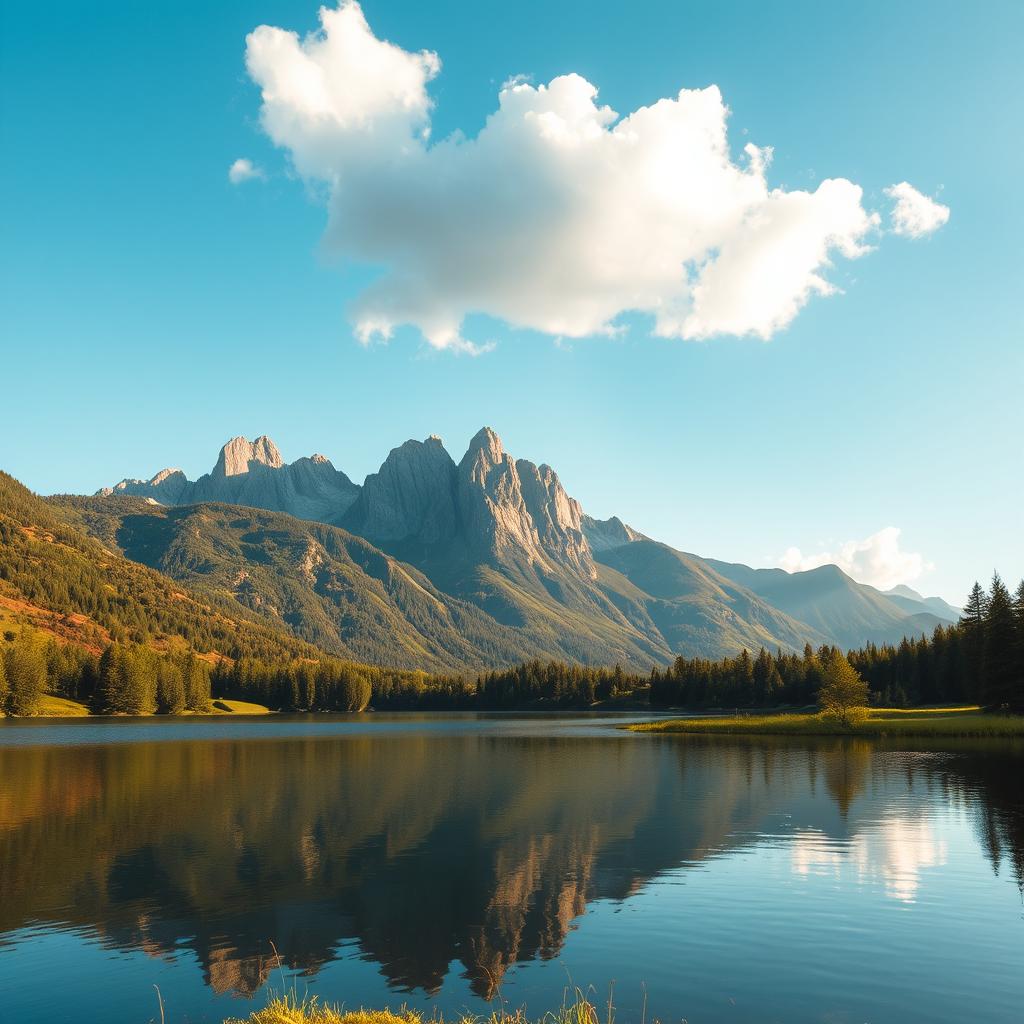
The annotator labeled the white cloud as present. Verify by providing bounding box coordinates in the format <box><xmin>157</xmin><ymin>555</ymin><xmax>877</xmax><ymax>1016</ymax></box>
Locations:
<box><xmin>243</xmin><ymin>2</ymin><xmax>933</xmax><ymax>352</ymax></box>
<box><xmin>778</xmin><ymin>526</ymin><xmax>933</xmax><ymax>591</ymax></box>
<box><xmin>228</xmin><ymin>158</ymin><xmax>264</xmax><ymax>185</ymax></box>
<box><xmin>885</xmin><ymin>182</ymin><xmax>949</xmax><ymax>238</ymax></box>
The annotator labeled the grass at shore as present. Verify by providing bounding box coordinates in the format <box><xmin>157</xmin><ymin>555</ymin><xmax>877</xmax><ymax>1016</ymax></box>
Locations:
<box><xmin>211</xmin><ymin>699</ymin><xmax>273</xmax><ymax>715</ymax></box>
<box><xmin>227</xmin><ymin>993</ymin><xmax>602</xmax><ymax>1024</ymax></box>
<box><xmin>629</xmin><ymin>705</ymin><xmax>1024</xmax><ymax>738</ymax></box>
<box><xmin>1</xmin><ymin>696</ymin><xmax>272</xmax><ymax>719</ymax></box>
<box><xmin>32</xmin><ymin>694</ymin><xmax>92</xmax><ymax>717</ymax></box>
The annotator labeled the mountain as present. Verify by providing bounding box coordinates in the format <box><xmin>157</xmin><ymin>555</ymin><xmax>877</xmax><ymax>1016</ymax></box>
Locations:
<box><xmin>86</xmin><ymin>428</ymin><xmax>950</xmax><ymax>664</ymax></box>
<box><xmin>704</xmin><ymin>558</ymin><xmax>947</xmax><ymax>648</ymax></box>
<box><xmin>101</xmin><ymin>435</ymin><xmax>360</xmax><ymax>524</ymax></box>
<box><xmin>56</xmin><ymin>495</ymin><xmax>562</xmax><ymax>672</ymax></box>
<box><xmin>883</xmin><ymin>585</ymin><xmax>961</xmax><ymax>623</ymax></box>
<box><xmin>588</xmin><ymin>535</ymin><xmax>828</xmax><ymax>656</ymax></box>
<box><xmin>0</xmin><ymin>471</ymin><xmax>319</xmax><ymax>663</ymax></box>
<box><xmin>337</xmin><ymin>427</ymin><xmax>816</xmax><ymax>660</ymax></box>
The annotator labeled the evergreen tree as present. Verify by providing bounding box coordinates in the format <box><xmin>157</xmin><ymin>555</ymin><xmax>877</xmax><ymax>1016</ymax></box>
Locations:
<box><xmin>95</xmin><ymin>643</ymin><xmax>124</xmax><ymax>713</ymax></box>
<box><xmin>183</xmin><ymin>655</ymin><xmax>211</xmax><ymax>712</ymax></box>
<box><xmin>156</xmin><ymin>660</ymin><xmax>186</xmax><ymax>714</ymax></box>
<box><xmin>1013</xmin><ymin>580</ymin><xmax>1024</xmax><ymax>713</ymax></box>
<box><xmin>961</xmin><ymin>581</ymin><xmax>988</xmax><ymax>701</ymax></box>
<box><xmin>0</xmin><ymin>644</ymin><xmax>8</xmax><ymax>710</ymax></box>
<box><xmin>982</xmin><ymin>574</ymin><xmax>1017</xmax><ymax>710</ymax></box>
<box><xmin>4</xmin><ymin>631</ymin><xmax>47</xmax><ymax>716</ymax></box>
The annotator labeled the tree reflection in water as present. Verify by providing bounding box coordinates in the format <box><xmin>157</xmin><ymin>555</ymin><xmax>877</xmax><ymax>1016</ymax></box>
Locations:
<box><xmin>0</xmin><ymin>729</ymin><xmax>1020</xmax><ymax>999</ymax></box>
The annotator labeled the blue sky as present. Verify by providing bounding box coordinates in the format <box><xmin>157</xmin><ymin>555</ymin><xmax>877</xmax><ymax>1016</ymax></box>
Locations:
<box><xmin>1</xmin><ymin>0</ymin><xmax>1021</xmax><ymax>603</ymax></box>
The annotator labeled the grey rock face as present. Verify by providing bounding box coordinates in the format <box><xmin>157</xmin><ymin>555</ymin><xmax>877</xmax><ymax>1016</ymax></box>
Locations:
<box><xmin>345</xmin><ymin>436</ymin><xmax>458</xmax><ymax>544</ymax></box>
<box><xmin>581</xmin><ymin>514</ymin><xmax>645</xmax><ymax>552</ymax></box>
<box><xmin>101</xmin><ymin>436</ymin><xmax>360</xmax><ymax>522</ymax></box>
<box><xmin>341</xmin><ymin>426</ymin><xmax>594</xmax><ymax>576</ymax></box>
<box><xmin>213</xmin><ymin>435</ymin><xmax>283</xmax><ymax>477</ymax></box>
<box><xmin>454</xmin><ymin>427</ymin><xmax>594</xmax><ymax>574</ymax></box>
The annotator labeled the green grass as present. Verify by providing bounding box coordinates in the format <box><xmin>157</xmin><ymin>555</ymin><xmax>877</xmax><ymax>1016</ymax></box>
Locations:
<box><xmin>211</xmin><ymin>698</ymin><xmax>273</xmax><ymax>715</ymax></box>
<box><xmin>30</xmin><ymin>694</ymin><xmax>92</xmax><ymax>717</ymax></box>
<box><xmin>226</xmin><ymin>991</ymin><xmax>604</xmax><ymax>1024</ymax></box>
<box><xmin>629</xmin><ymin>705</ymin><xmax>1024</xmax><ymax>738</ymax></box>
<box><xmin>1</xmin><ymin>695</ymin><xmax>273</xmax><ymax>718</ymax></box>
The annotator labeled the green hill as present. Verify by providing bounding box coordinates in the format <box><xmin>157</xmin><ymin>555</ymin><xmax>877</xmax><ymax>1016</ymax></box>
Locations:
<box><xmin>0</xmin><ymin>471</ymin><xmax>318</xmax><ymax>663</ymax></box>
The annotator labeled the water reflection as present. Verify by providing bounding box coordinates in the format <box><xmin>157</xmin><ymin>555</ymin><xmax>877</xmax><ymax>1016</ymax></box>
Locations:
<box><xmin>0</xmin><ymin>727</ymin><xmax>1021</xmax><ymax>1002</ymax></box>
<box><xmin>792</xmin><ymin>817</ymin><xmax>949</xmax><ymax>902</ymax></box>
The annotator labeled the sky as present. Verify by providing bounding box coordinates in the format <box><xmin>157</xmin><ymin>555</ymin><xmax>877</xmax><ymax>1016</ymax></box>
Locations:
<box><xmin>1</xmin><ymin>0</ymin><xmax>1022</xmax><ymax>604</ymax></box>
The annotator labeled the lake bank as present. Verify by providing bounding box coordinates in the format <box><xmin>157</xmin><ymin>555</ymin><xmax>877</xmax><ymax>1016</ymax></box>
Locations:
<box><xmin>2</xmin><ymin>695</ymin><xmax>273</xmax><ymax>718</ymax></box>
<box><xmin>1</xmin><ymin>691</ymin><xmax>653</xmax><ymax>720</ymax></box>
<box><xmin>628</xmin><ymin>706</ymin><xmax>1024</xmax><ymax>738</ymax></box>
<box><xmin>227</xmin><ymin>994</ymin><xmax>600</xmax><ymax>1024</ymax></box>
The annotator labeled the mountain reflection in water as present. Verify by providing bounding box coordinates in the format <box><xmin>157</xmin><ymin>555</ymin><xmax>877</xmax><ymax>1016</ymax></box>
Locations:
<box><xmin>0</xmin><ymin>723</ymin><xmax>1021</xmax><ymax>1007</ymax></box>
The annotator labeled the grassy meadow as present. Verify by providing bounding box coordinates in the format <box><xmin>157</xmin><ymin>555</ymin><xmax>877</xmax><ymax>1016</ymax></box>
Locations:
<box><xmin>629</xmin><ymin>705</ymin><xmax>1024</xmax><ymax>738</ymax></box>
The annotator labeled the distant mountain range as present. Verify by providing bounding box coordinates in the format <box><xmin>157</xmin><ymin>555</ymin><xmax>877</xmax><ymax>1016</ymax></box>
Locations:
<box><xmin>49</xmin><ymin>429</ymin><xmax>958</xmax><ymax>670</ymax></box>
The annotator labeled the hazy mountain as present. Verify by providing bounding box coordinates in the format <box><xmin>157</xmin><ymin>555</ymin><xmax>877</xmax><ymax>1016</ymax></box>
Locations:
<box><xmin>883</xmin><ymin>584</ymin><xmax>961</xmax><ymax>623</ymax></box>
<box><xmin>87</xmin><ymin>428</ymin><xmax>950</xmax><ymax>662</ymax></box>
<box><xmin>101</xmin><ymin>435</ymin><xmax>360</xmax><ymax>524</ymax></box>
<box><xmin>704</xmin><ymin>558</ymin><xmax>947</xmax><ymax>648</ymax></box>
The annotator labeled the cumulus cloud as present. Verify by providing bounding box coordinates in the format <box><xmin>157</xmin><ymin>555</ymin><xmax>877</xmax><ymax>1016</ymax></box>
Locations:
<box><xmin>885</xmin><ymin>182</ymin><xmax>949</xmax><ymax>238</ymax></box>
<box><xmin>244</xmin><ymin>2</ymin><xmax>936</xmax><ymax>352</ymax></box>
<box><xmin>228</xmin><ymin>157</ymin><xmax>265</xmax><ymax>184</ymax></box>
<box><xmin>778</xmin><ymin>527</ymin><xmax>932</xmax><ymax>591</ymax></box>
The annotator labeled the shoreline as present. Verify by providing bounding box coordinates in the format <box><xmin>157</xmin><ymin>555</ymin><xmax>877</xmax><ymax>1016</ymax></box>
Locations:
<box><xmin>628</xmin><ymin>706</ymin><xmax>1024</xmax><ymax>738</ymax></box>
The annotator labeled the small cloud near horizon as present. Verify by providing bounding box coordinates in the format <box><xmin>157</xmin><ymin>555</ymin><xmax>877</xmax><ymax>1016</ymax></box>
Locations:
<box><xmin>240</xmin><ymin>1</ymin><xmax>949</xmax><ymax>354</ymax></box>
<box><xmin>778</xmin><ymin>526</ymin><xmax>933</xmax><ymax>592</ymax></box>
<box><xmin>228</xmin><ymin>157</ymin><xmax>264</xmax><ymax>185</ymax></box>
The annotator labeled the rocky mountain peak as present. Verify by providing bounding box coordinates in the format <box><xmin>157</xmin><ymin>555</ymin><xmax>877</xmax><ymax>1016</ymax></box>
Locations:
<box><xmin>214</xmin><ymin>435</ymin><xmax>284</xmax><ymax>478</ymax></box>
<box><xmin>100</xmin><ymin>434</ymin><xmax>357</xmax><ymax>522</ymax></box>
<box><xmin>150</xmin><ymin>467</ymin><xmax>185</xmax><ymax>486</ymax></box>
<box><xmin>462</xmin><ymin>426</ymin><xmax>505</xmax><ymax>471</ymax></box>
<box><xmin>344</xmin><ymin>435</ymin><xmax>458</xmax><ymax>545</ymax></box>
<box><xmin>581</xmin><ymin>515</ymin><xmax>645</xmax><ymax>552</ymax></box>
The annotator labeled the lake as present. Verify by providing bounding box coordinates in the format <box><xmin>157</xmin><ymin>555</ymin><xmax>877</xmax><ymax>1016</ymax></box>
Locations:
<box><xmin>1</xmin><ymin>713</ymin><xmax>1022</xmax><ymax>1024</ymax></box>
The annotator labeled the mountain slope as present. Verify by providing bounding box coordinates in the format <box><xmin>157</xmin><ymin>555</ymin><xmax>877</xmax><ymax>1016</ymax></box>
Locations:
<box><xmin>54</xmin><ymin>495</ymin><xmax>676</xmax><ymax>670</ymax></box>
<box><xmin>704</xmin><ymin>558</ymin><xmax>947</xmax><ymax>648</ymax></box>
<box><xmin>92</xmin><ymin>428</ymin><xmax>947</xmax><ymax>662</ymax></box>
<box><xmin>589</xmin><ymin>538</ymin><xmax>829</xmax><ymax>656</ymax></box>
<box><xmin>0</xmin><ymin>471</ymin><xmax>319</xmax><ymax>662</ymax></box>
<box><xmin>883</xmin><ymin>585</ymin><xmax>961</xmax><ymax>622</ymax></box>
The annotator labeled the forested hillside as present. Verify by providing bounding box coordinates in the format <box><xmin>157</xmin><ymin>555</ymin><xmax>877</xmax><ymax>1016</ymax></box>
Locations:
<box><xmin>0</xmin><ymin>471</ymin><xmax>315</xmax><ymax>662</ymax></box>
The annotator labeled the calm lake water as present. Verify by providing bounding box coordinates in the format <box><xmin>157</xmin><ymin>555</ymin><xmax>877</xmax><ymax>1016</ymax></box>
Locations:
<box><xmin>1</xmin><ymin>713</ymin><xmax>1022</xmax><ymax>1024</ymax></box>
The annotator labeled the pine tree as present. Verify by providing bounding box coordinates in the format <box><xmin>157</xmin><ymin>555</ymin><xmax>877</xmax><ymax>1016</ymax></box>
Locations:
<box><xmin>960</xmin><ymin>581</ymin><xmax>988</xmax><ymax>702</ymax></box>
<box><xmin>5</xmin><ymin>631</ymin><xmax>47</xmax><ymax>716</ymax></box>
<box><xmin>156</xmin><ymin>659</ymin><xmax>186</xmax><ymax>714</ymax></box>
<box><xmin>95</xmin><ymin>643</ymin><xmax>124</xmax><ymax>714</ymax></box>
<box><xmin>183</xmin><ymin>655</ymin><xmax>210</xmax><ymax>712</ymax></box>
<box><xmin>0</xmin><ymin>643</ymin><xmax>9</xmax><ymax>712</ymax></box>
<box><xmin>1013</xmin><ymin>580</ymin><xmax>1024</xmax><ymax>713</ymax></box>
<box><xmin>983</xmin><ymin>574</ymin><xmax>1017</xmax><ymax>710</ymax></box>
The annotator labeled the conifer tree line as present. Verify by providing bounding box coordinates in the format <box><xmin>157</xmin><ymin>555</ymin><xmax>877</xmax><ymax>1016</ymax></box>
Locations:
<box><xmin>0</xmin><ymin>633</ymin><xmax>212</xmax><ymax>716</ymax></box>
<box><xmin>2</xmin><ymin>572</ymin><xmax>1022</xmax><ymax>715</ymax></box>
<box><xmin>651</xmin><ymin>573</ymin><xmax>1023</xmax><ymax>711</ymax></box>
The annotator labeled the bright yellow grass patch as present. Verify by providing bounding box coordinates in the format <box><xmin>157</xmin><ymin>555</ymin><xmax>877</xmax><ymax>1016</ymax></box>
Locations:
<box><xmin>210</xmin><ymin>699</ymin><xmax>273</xmax><ymax>715</ymax></box>
<box><xmin>33</xmin><ymin>694</ymin><xmax>91</xmax><ymax>717</ymax></box>
<box><xmin>229</xmin><ymin>996</ymin><xmax>603</xmax><ymax>1024</ymax></box>
<box><xmin>630</xmin><ymin>706</ymin><xmax>1024</xmax><ymax>738</ymax></box>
